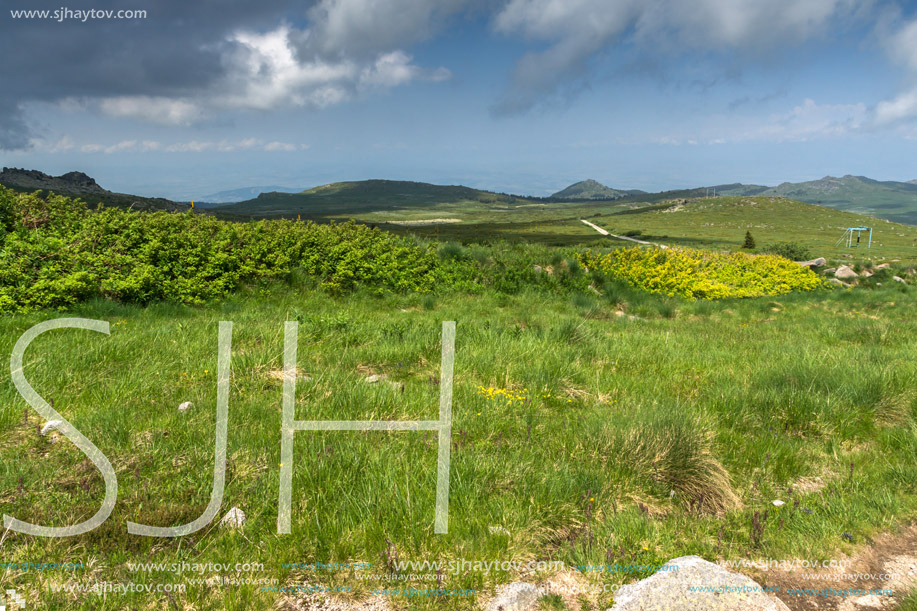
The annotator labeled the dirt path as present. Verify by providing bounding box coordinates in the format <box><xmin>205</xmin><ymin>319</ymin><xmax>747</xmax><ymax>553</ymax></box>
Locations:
<box><xmin>750</xmin><ymin>523</ymin><xmax>917</xmax><ymax>611</ymax></box>
<box><xmin>579</xmin><ymin>219</ymin><xmax>668</xmax><ymax>249</ymax></box>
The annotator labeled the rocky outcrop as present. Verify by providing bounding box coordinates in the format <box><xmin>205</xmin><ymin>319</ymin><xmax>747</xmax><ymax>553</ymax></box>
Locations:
<box><xmin>608</xmin><ymin>556</ymin><xmax>789</xmax><ymax>611</ymax></box>
<box><xmin>0</xmin><ymin>167</ymin><xmax>106</xmax><ymax>194</ymax></box>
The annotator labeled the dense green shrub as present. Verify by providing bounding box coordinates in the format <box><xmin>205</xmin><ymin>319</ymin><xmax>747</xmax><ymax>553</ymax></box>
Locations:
<box><xmin>0</xmin><ymin>188</ymin><xmax>484</xmax><ymax>313</ymax></box>
<box><xmin>763</xmin><ymin>241</ymin><xmax>811</xmax><ymax>261</ymax></box>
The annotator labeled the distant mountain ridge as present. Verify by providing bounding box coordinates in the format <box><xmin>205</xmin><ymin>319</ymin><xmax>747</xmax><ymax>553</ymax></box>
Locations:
<box><xmin>552</xmin><ymin>175</ymin><xmax>917</xmax><ymax>224</ymax></box>
<box><xmin>199</xmin><ymin>185</ymin><xmax>303</xmax><ymax>205</ymax></box>
<box><xmin>5</xmin><ymin>168</ymin><xmax>917</xmax><ymax>225</ymax></box>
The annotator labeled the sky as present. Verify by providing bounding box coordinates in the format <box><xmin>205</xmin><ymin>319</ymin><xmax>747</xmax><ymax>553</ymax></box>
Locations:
<box><xmin>2</xmin><ymin>0</ymin><xmax>917</xmax><ymax>200</ymax></box>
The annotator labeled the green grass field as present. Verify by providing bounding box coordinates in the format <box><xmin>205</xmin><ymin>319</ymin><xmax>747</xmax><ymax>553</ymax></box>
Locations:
<box><xmin>392</xmin><ymin>196</ymin><xmax>917</xmax><ymax>261</ymax></box>
<box><xmin>1</xmin><ymin>279</ymin><xmax>916</xmax><ymax>610</ymax></box>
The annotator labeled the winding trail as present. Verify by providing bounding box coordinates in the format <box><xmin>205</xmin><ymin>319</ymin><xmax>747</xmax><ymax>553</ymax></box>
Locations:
<box><xmin>580</xmin><ymin>219</ymin><xmax>668</xmax><ymax>249</ymax></box>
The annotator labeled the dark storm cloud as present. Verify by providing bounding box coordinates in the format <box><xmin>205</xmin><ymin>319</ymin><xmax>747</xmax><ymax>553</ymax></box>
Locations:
<box><xmin>0</xmin><ymin>0</ymin><xmax>307</xmax><ymax>147</ymax></box>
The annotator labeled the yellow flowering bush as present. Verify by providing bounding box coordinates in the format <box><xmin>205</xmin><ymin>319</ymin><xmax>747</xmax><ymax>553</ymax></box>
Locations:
<box><xmin>580</xmin><ymin>246</ymin><xmax>824</xmax><ymax>300</ymax></box>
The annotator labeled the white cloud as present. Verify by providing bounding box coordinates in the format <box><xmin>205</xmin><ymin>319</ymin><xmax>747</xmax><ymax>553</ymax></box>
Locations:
<box><xmin>885</xmin><ymin>16</ymin><xmax>917</xmax><ymax>74</ymax></box>
<box><xmin>104</xmin><ymin>140</ymin><xmax>138</xmax><ymax>154</ymax></box>
<box><xmin>359</xmin><ymin>51</ymin><xmax>420</xmax><ymax>88</ymax></box>
<box><xmin>746</xmin><ymin>98</ymin><xmax>867</xmax><ymax>142</ymax></box>
<box><xmin>34</xmin><ymin>137</ymin><xmax>283</xmax><ymax>154</ymax></box>
<box><xmin>492</xmin><ymin>0</ymin><xmax>860</xmax><ymax>113</ymax></box>
<box><xmin>48</xmin><ymin>136</ymin><xmax>75</xmax><ymax>153</ymax></box>
<box><xmin>305</xmin><ymin>0</ymin><xmax>471</xmax><ymax>57</ymax></box>
<box><xmin>163</xmin><ymin>138</ymin><xmax>263</xmax><ymax>153</ymax></box>
<box><xmin>264</xmin><ymin>141</ymin><xmax>297</xmax><ymax>151</ymax></box>
<box><xmin>875</xmin><ymin>88</ymin><xmax>917</xmax><ymax>126</ymax></box>
<box><xmin>223</xmin><ymin>24</ymin><xmax>358</xmax><ymax>111</ymax></box>
<box><xmin>99</xmin><ymin>96</ymin><xmax>204</xmax><ymax>125</ymax></box>
<box><xmin>873</xmin><ymin>17</ymin><xmax>917</xmax><ymax>125</ymax></box>
<box><xmin>88</xmin><ymin>3</ymin><xmax>457</xmax><ymax>127</ymax></box>
<box><xmin>636</xmin><ymin>97</ymin><xmax>868</xmax><ymax>145</ymax></box>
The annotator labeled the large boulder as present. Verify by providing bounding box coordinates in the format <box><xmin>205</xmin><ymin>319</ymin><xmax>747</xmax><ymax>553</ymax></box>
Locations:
<box><xmin>608</xmin><ymin>556</ymin><xmax>789</xmax><ymax>611</ymax></box>
<box><xmin>796</xmin><ymin>257</ymin><xmax>826</xmax><ymax>269</ymax></box>
<box><xmin>835</xmin><ymin>265</ymin><xmax>859</xmax><ymax>280</ymax></box>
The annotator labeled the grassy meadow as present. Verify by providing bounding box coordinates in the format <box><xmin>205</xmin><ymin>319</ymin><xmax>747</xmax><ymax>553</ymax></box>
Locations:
<box><xmin>0</xmin><ymin>187</ymin><xmax>916</xmax><ymax>610</ymax></box>
<box><xmin>1</xmin><ymin>280</ymin><xmax>917</xmax><ymax>609</ymax></box>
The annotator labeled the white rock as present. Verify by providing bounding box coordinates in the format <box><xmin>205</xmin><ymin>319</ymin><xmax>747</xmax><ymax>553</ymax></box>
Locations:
<box><xmin>220</xmin><ymin>507</ymin><xmax>246</xmax><ymax>528</ymax></box>
<box><xmin>178</xmin><ymin>401</ymin><xmax>194</xmax><ymax>413</ymax></box>
<box><xmin>893</xmin><ymin>275</ymin><xmax>906</xmax><ymax>284</ymax></box>
<box><xmin>40</xmin><ymin>420</ymin><xmax>63</xmax><ymax>435</ymax></box>
<box><xmin>772</xmin><ymin>500</ymin><xmax>785</xmax><ymax>507</ymax></box>
<box><xmin>835</xmin><ymin>265</ymin><xmax>859</xmax><ymax>280</ymax></box>
<box><xmin>486</xmin><ymin>582</ymin><xmax>539</xmax><ymax>611</ymax></box>
<box><xmin>608</xmin><ymin>556</ymin><xmax>790</xmax><ymax>611</ymax></box>
<box><xmin>365</xmin><ymin>374</ymin><xmax>384</xmax><ymax>384</ymax></box>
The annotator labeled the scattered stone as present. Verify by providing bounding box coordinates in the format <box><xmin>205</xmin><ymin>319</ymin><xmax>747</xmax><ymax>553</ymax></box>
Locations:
<box><xmin>178</xmin><ymin>401</ymin><xmax>193</xmax><ymax>413</ymax></box>
<box><xmin>793</xmin><ymin>476</ymin><xmax>825</xmax><ymax>494</ymax></box>
<box><xmin>828</xmin><ymin>278</ymin><xmax>850</xmax><ymax>287</ymax></box>
<box><xmin>839</xmin><ymin>594</ymin><xmax>884</xmax><ymax>609</ymax></box>
<box><xmin>835</xmin><ymin>265</ymin><xmax>858</xmax><ymax>280</ymax></box>
<box><xmin>608</xmin><ymin>555</ymin><xmax>790</xmax><ymax>611</ymax></box>
<box><xmin>861</xmin><ymin>269</ymin><xmax>874</xmax><ymax>278</ymax></box>
<box><xmin>40</xmin><ymin>420</ymin><xmax>63</xmax><ymax>435</ymax></box>
<box><xmin>772</xmin><ymin>500</ymin><xmax>785</xmax><ymax>507</ymax></box>
<box><xmin>486</xmin><ymin>582</ymin><xmax>539</xmax><ymax>611</ymax></box>
<box><xmin>796</xmin><ymin>257</ymin><xmax>826</xmax><ymax>268</ymax></box>
<box><xmin>876</xmin><ymin>263</ymin><xmax>891</xmax><ymax>270</ymax></box>
<box><xmin>220</xmin><ymin>507</ymin><xmax>246</xmax><ymax>528</ymax></box>
<box><xmin>893</xmin><ymin>276</ymin><xmax>907</xmax><ymax>284</ymax></box>
<box><xmin>822</xmin><ymin>267</ymin><xmax>836</xmax><ymax>275</ymax></box>
<box><xmin>365</xmin><ymin>374</ymin><xmax>384</xmax><ymax>384</ymax></box>
<box><xmin>533</xmin><ymin>265</ymin><xmax>543</xmax><ymax>274</ymax></box>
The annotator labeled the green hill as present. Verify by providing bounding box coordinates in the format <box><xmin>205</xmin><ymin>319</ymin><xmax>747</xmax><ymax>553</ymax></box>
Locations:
<box><xmin>551</xmin><ymin>179</ymin><xmax>636</xmax><ymax>200</ymax></box>
<box><xmin>580</xmin><ymin>195</ymin><xmax>917</xmax><ymax>260</ymax></box>
<box><xmin>757</xmin><ymin>175</ymin><xmax>917</xmax><ymax>224</ymax></box>
<box><xmin>216</xmin><ymin>179</ymin><xmax>528</xmax><ymax>217</ymax></box>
